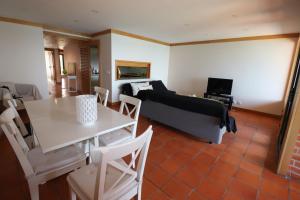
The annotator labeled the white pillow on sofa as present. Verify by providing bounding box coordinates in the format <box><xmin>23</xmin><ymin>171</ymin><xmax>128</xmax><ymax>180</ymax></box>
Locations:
<box><xmin>130</xmin><ymin>82</ymin><xmax>153</xmax><ymax>96</ymax></box>
<box><xmin>139</xmin><ymin>85</ymin><xmax>153</xmax><ymax>92</ymax></box>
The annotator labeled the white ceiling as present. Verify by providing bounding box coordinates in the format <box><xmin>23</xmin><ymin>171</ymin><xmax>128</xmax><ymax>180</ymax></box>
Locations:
<box><xmin>1</xmin><ymin>0</ymin><xmax>299</xmax><ymax>42</ymax></box>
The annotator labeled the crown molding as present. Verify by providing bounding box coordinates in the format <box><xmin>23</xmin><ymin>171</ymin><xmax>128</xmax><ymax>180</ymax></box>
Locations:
<box><xmin>1</xmin><ymin>16</ymin><xmax>299</xmax><ymax>46</ymax></box>
<box><xmin>110</xmin><ymin>29</ymin><xmax>170</xmax><ymax>46</ymax></box>
<box><xmin>90</xmin><ymin>29</ymin><xmax>112</xmax><ymax>37</ymax></box>
<box><xmin>91</xmin><ymin>28</ymin><xmax>170</xmax><ymax>46</ymax></box>
<box><xmin>43</xmin><ymin>26</ymin><xmax>91</xmax><ymax>39</ymax></box>
<box><xmin>170</xmin><ymin>33</ymin><xmax>300</xmax><ymax>46</ymax></box>
<box><xmin>0</xmin><ymin>16</ymin><xmax>43</xmax><ymax>28</ymax></box>
<box><xmin>92</xmin><ymin>30</ymin><xmax>299</xmax><ymax>46</ymax></box>
<box><xmin>0</xmin><ymin>16</ymin><xmax>91</xmax><ymax>39</ymax></box>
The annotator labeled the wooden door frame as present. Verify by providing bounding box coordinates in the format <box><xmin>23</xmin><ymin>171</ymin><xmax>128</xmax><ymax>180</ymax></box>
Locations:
<box><xmin>277</xmin><ymin>37</ymin><xmax>300</xmax><ymax>175</ymax></box>
<box><xmin>79</xmin><ymin>44</ymin><xmax>91</xmax><ymax>94</ymax></box>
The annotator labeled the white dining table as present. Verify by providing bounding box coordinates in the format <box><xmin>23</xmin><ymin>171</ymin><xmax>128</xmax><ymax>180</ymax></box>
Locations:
<box><xmin>24</xmin><ymin>96</ymin><xmax>136</xmax><ymax>153</ymax></box>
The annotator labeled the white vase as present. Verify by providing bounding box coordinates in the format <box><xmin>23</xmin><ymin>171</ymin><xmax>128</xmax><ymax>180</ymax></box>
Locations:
<box><xmin>76</xmin><ymin>95</ymin><xmax>97</xmax><ymax>125</ymax></box>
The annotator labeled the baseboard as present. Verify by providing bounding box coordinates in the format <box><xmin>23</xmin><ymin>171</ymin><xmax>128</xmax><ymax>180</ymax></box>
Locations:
<box><xmin>232</xmin><ymin>106</ymin><xmax>282</xmax><ymax>119</ymax></box>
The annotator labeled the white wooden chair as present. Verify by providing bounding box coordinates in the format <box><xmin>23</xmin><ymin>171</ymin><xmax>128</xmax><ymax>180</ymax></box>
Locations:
<box><xmin>67</xmin><ymin>125</ymin><xmax>153</xmax><ymax>200</ymax></box>
<box><xmin>7</xmin><ymin>99</ymin><xmax>28</xmax><ymax>136</ymax></box>
<box><xmin>0</xmin><ymin>108</ymin><xmax>87</xmax><ymax>200</ymax></box>
<box><xmin>2</xmin><ymin>90</ymin><xmax>25</xmax><ymax>109</ymax></box>
<box><xmin>3</xmin><ymin>93</ymin><xmax>13</xmax><ymax>108</ymax></box>
<box><xmin>7</xmin><ymin>99</ymin><xmax>35</xmax><ymax>148</ymax></box>
<box><xmin>3</xmin><ymin>94</ymin><xmax>33</xmax><ymax>147</ymax></box>
<box><xmin>94</xmin><ymin>86</ymin><xmax>109</xmax><ymax>107</ymax></box>
<box><xmin>96</xmin><ymin>94</ymin><xmax>141</xmax><ymax>147</ymax></box>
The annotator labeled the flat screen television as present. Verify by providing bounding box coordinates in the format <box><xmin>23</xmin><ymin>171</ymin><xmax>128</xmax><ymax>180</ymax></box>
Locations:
<box><xmin>207</xmin><ymin>77</ymin><xmax>233</xmax><ymax>95</ymax></box>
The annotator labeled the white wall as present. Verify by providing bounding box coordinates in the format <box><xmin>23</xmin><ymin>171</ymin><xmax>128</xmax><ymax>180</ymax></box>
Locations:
<box><xmin>168</xmin><ymin>38</ymin><xmax>297</xmax><ymax>115</ymax></box>
<box><xmin>0</xmin><ymin>22</ymin><xmax>48</xmax><ymax>98</ymax></box>
<box><xmin>110</xmin><ymin>33</ymin><xmax>170</xmax><ymax>102</ymax></box>
<box><xmin>96</xmin><ymin>34</ymin><xmax>112</xmax><ymax>98</ymax></box>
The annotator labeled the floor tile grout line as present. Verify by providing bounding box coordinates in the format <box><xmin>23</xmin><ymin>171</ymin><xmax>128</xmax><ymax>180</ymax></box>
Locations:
<box><xmin>189</xmin><ymin>146</ymin><xmax>230</xmax><ymax>199</ymax></box>
<box><xmin>219</xmin><ymin>126</ymin><xmax>258</xmax><ymax>199</ymax></box>
<box><xmin>0</xmin><ymin>103</ymin><xmax>292</xmax><ymax>199</ymax></box>
<box><xmin>145</xmin><ymin>175</ymin><xmax>178</xmax><ymax>200</ymax></box>
<box><xmin>160</xmin><ymin>144</ymin><xmax>209</xmax><ymax>199</ymax></box>
<box><xmin>148</xmin><ymin>141</ymin><xmax>215</xmax><ymax>199</ymax></box>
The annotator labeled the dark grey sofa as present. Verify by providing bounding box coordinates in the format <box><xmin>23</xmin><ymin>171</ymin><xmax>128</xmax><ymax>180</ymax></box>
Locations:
<box><xmin>121</xmin><ymin>81</ymin><xmax>229</xmax><ymax>144</ymax></box>
<box><xmin>141</xmin><ymin>100</ymin><xmax>226</xmax><ymax>143</ymax></box>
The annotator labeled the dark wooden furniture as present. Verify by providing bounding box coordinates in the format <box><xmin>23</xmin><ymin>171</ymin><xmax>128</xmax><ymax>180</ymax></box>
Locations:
<box><xmin>204</xmin><ymin>93</ymin><xmax>233</xmax><ymax>110</ymax></box>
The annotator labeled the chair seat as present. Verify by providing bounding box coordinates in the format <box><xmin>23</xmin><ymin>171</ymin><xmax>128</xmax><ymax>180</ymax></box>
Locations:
<box><xmin>67</xmin><ymin>159</ymin><xmax>138</xmax><ymax>200</ymax></box>
<box><xmin>99</xmin><ymin>128</ymin><xmax>133</xmax><ymax>146</ymax></box>
<box><xmin>27</xmin><ymin>145</ymin><xmax>86</xmax><ymax>174</ymax></box>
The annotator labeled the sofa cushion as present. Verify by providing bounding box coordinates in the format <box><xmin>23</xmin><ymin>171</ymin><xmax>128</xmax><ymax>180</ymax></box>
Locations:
<box><xmin>149</xmin><ymin>80</ymin><xmax>168</xmax><ymax>92</ymax></box>
<box><xmin>121</xmin><ymin>83</ymin><xmax>133</xmax><ymax>96</ymax></box>
<box><xmin>130</xmin><ymin>82</ymin><xmax>150</xmax><ymax>96</ymax></box>
<box><xmin>121</xmin><ymin>80</ymin><xmax>168</xmax><ymax>96</ymax></box>
<box><xmin>136</xmin><ymin>90</ymin><xmax>228</xmax><ymax>127</ymax></box>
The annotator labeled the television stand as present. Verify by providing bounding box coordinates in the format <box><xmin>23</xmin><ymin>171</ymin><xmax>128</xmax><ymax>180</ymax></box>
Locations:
<box><xmin>204</xmin><ymin>93</ymin><xmax>233</xmax><ymax>110</ymax></box>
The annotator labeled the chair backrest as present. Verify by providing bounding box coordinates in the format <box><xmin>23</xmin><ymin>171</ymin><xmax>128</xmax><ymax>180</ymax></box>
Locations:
<box><xmin>95</xmin><ymin>87</ymin><xmax>109</xmax><ymax>107</ymax></box>
<box><xmin>7</xmin><ymin>99</ymin><xmax>29</xmax><ymax>137</ymax></box>
<box><xmin>92</xmin><ymin>125</ymin><xmax>153</xmax><ymax>200</ymax></box>
<box><xmin>2</xmin><ymin>92</ymin><xmax>13</xmax><ymax>108</ymax></box>
<box><xmin>0</xmin><ymin>108</ymin><xmax>34</xmax><ymax>178</ymax></box>
<box><xmin>119</xmin><ymin>94</ymin><xmax>141</xmax><ymax>121</ymax></box>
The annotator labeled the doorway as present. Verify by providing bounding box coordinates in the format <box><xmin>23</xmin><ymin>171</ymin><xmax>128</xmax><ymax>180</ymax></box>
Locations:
<box><xmin>79</xmin><ymin>42</ymin><xmax>100</xmax><ymax>94</ymax></box>
<box><xmin>43</xmin><ymin>32</ymin><xmax>100</xmax><ymax>97</ymax></box>
<box><xmin>90</xmin><ymin>46</ymin><xmax>100</xmax><ymax>93</ymax></box>
<box><xmin>58</xmin><ymin>50</ymin><xmax>67</xmax><ymax>89</ymax></box>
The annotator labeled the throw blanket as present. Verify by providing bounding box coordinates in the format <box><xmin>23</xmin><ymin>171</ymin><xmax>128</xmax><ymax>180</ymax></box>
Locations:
<box><xmin>0</xmin><ymin>82</ymin><xmax>42</xmax><ymax>101</ymax></box>
<box><xmin>15</xmin><ymin>83</ymin><xmax>42</xmax><ymax>100</ymax></box>
<box><xmin>136</xmin><ymin>90</ymin><xmax>237</xmax><ymax>132</ymax></box>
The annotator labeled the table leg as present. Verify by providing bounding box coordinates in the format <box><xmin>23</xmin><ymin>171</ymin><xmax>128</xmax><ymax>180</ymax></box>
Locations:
<box><xmin>33</xmin><ymin>133</ymin><xmax>39</xmax><ymax>147</ymax></box>
<box><xmin>94</xmin><ymin>136</ymin><xmax>99</xmax><ymax>147</ymax></box>
<box><xmin>88</xmin><ymin>140</ymin><xmax>92</xmax><ymax>164</ymax></box>
<box><xmin>30</xmin><ymin>124</ymin><xmax>39</xmax><ymax>147</ymax></box>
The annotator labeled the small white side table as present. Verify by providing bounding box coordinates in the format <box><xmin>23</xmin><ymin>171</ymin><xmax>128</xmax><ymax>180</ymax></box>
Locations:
<box><xmin>67</xmin><ymin>75</ymin><xmax>77</xmax><ymax>92</ymax></box>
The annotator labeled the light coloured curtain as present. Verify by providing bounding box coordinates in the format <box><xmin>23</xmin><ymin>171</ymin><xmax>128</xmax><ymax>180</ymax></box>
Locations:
<box><xmin>44</xmin><ymin>51</ymin><xmax>54</xmax><ymax>83</ymax></box>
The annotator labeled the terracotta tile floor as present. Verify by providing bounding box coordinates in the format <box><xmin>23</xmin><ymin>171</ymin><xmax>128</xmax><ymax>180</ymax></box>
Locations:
<box><xmin>1</xmin><ymin>91</ymin><xmax>300</xmax><ymax>199</ymax></box>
